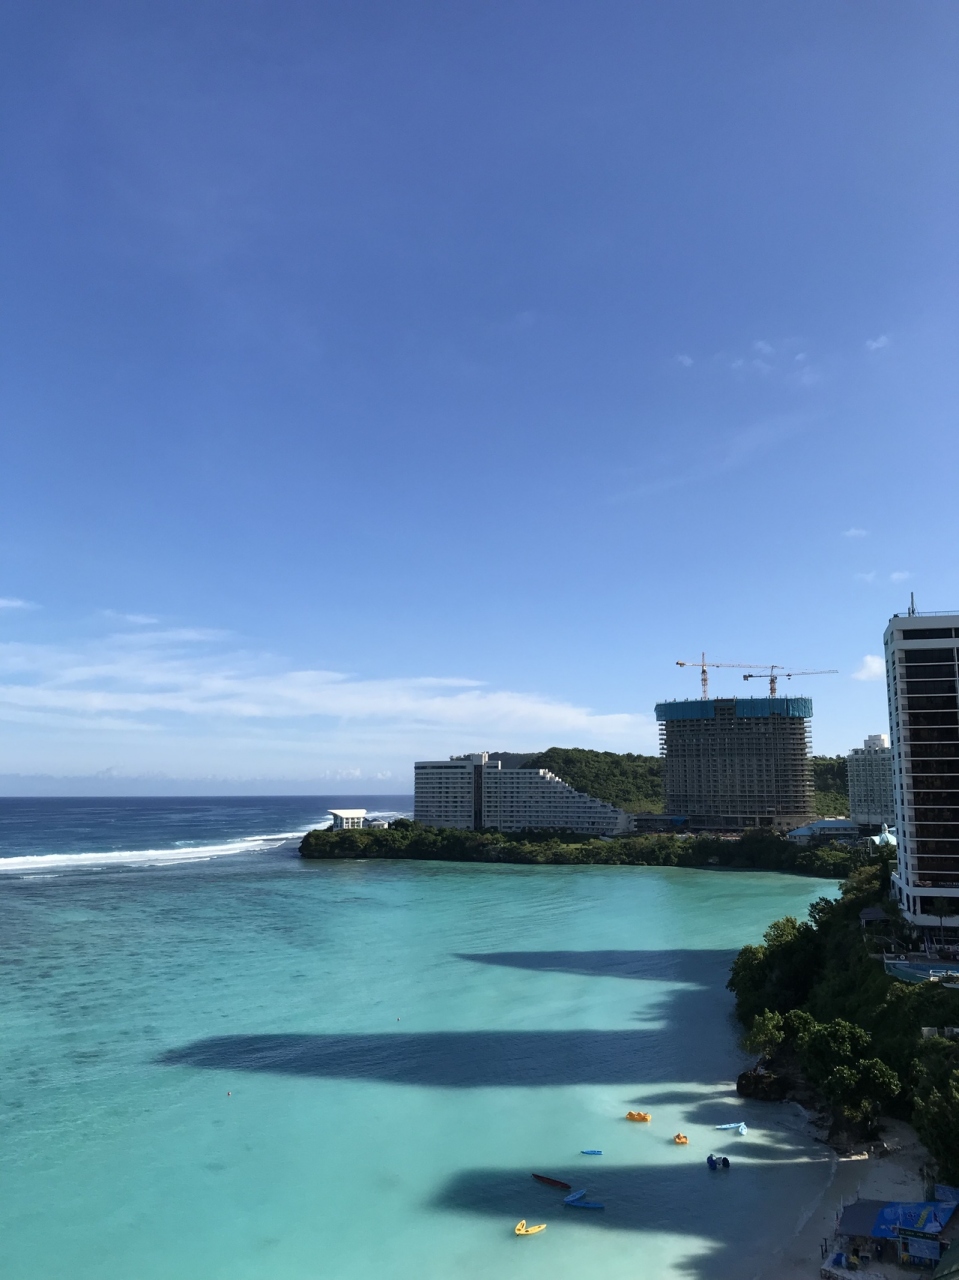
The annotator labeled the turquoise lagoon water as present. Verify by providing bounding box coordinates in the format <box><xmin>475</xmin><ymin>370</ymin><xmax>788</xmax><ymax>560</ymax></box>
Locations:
<box><xmin>0</xmin><ymin>805</ymin><xmax>839</xmax><ymax>1280</ymax></box>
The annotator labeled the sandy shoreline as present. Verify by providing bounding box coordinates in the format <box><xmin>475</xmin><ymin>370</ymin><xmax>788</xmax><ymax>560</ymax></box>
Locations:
<box><xmin>761</xmin><ymin>1117</ymin><xmax>940</xmax><ymax>1279</ymax></box>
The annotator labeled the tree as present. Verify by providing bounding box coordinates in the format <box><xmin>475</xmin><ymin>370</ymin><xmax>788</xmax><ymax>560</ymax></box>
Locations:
<box><xmin>930</xmin><ymin>897</ymin><xmax>954</xmax><ymax>947</ymax></box>
<box><xmin>914</xmin><ymin>1070</ymin><xmax>959</xmax><ymax>1184</ymax></box>
<box><xmin>742</xmin><ymin>1010</ymin><xmax>784</xmax><ymax>1060</ymax></box>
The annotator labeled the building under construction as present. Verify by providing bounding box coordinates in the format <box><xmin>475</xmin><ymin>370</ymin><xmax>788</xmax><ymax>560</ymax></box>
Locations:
<box><xmin>654</xmin><ymin>696</ymin><xmax>815</xmax><ymax>831</ymax></box>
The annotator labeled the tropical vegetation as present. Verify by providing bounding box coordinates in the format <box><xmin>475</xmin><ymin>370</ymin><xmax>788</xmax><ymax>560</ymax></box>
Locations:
<box><xmin>300</xmin><ymin>822</ymin><xmax>863</xmax><ymax>878</ymax></box>
<box><xmin>728</xmin><ymin>862</ymin><xmax>959</xmax><ymax>1175</ymax></box>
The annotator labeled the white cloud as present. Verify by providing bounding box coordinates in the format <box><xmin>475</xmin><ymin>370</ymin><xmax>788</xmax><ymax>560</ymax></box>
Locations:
<box><xmin>102</xmin><ymin>610</ymin><xmax>160</xmax><ymax>625</ymax></box>
<box><xmin>856</xmin><ymin>571</ymin><xmax>877</xmax><ymax>584</ymax></box>
<box><xmin>890</xmin><ymin>570</ymin><xmax>911</xmax><ymax>583</ymax></box>
<box><xmin>843</xmin><ymin>527</ymin><xmax>868</xmax><ymax>538</ymax></box>
<box><xmin>866</xmin><ymin>335</ymin><xmax>890</xmax><ymax>350</ymax></box>
<box><xmin>752</xmin><ymin>340</ymin><xmax>774</xmax><ymax>355</ymax></box>
<box><xmin>674</xmin><ymin>353</ymin><xmax>694</xmax><ymax>367</ymax></box>
<box><xmin>853</xmin><ymin>655</ymin><xmax>885</xmax><ymax>681</ymax></box>
<box><xmin>0</xmin><ymin>628</ymin><xmax>656</xmax><ymax>774</ymax></box>
<box><xmin>0</xmin><ymin>597</ymin><xmax>35</xmax><ymax>610</ymax></box>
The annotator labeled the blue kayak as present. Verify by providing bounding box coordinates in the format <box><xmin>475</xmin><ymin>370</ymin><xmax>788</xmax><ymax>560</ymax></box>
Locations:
<box><xmin>563</xmin><ymin>1189</ymin><xmax>587</xmax><ymax>1204</ymax></box>
<box><xmin>566</xmin><ymin>1200</ymin><xmax>605</xmax><ymax>1209</ymax></box>
<box><xmin>580</xmin><ymin>1149</ymin><xmax>602</xmax><ymax>1155</ymax></box>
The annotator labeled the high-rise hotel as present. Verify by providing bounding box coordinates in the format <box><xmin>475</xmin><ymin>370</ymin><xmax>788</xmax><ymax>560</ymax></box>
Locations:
<box><xmin>885</xmin><ymin>611</ymin><xmax>959</xmax><ymax>926</ymax></box>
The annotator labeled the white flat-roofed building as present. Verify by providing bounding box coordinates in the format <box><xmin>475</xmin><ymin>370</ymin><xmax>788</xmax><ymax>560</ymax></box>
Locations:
<box><xmin>885</xmin><ymin>609</ymin><xmax>959</xmax><ymax>929</ymax></box>
<box><xmin>414</xmin><ymin>753</ymin><xmax>630</xmax><ymax>835</ymax></box>
<box><xmin>848</xmin><ymin>734</ymin><xmax>895</xmax><ymax>826</ymax></box>
<box><xmin>329</xmin><ymin>809</ymin><xmax>367</xmax><ymax>829</ymax></box>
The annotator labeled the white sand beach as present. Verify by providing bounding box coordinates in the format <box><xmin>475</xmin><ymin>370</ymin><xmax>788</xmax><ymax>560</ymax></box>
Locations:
<box><xmin>763</xmin><ymin>1118</ymin><xmax>953</xmax><ymax>1279</ymax></box>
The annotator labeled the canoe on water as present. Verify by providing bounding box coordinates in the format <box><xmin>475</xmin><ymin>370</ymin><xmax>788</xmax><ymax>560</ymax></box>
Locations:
<box><xmin>563</xmin><ymin>1189</ymin><xmax>587</xmax><ymax>1204</ymax></box>
<box><xmin>580</xmin><ymin>1149</ymin><xmax>603</xmax><ymax>1155</ymax></box>
<box><xmin>715</xmin><ymin>1122</ymin><xmax>748</xmax><ymax>1134</ymax></box>
<box><xmin>565</xmin><ymin>1200</ymin><xmax>605</xmax><ymax>1210</ymax></box>
<box><xmin>531</xmin><ymin>1174</ymin><xmax>572</xmax><ymax>1189</ymax></box>
<box><xmin>515</xmin><ymin>1221</ymin><xmax>546</xmax><ymax>1235</ymax></box>
<box><xmin>626</xmin><ymin>1111</ymin><xmax>651</xmax><ymax>1121</ymax></box>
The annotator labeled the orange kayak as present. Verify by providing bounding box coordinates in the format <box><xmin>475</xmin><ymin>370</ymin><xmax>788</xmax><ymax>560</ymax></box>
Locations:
<box><xmin>626</xmin><ymin>1111</ymin><xmax>651</xmax><ymax>1122</ymax></box>
<box><xmin>673</xmin><ymin>1133</ymin><xmax>689</xmax><ymax>1144</ymax></box>
<box><xmin>515</xmin><ymin>1220</ymin><xmax>546</xmax><ymax>1236</ymax></box>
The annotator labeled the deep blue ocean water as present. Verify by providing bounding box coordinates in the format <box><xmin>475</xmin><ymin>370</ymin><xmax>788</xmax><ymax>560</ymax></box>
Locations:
<box><xmin>0</xmin><ymin>799</ymin><xmax>838</xmax><ymax>1280</ymax></box>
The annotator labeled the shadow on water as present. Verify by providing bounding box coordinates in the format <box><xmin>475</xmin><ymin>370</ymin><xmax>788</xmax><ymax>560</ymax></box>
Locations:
<box><xmin>431</xmin><ymin>1156</ymin><xmax>832</xmax><ymax>1279</ymax></box>
<box><xmin>156</xmin><ymin>949</ymin><xmax>825</xmax><ymax>1276</ymax></box>
<box><xmin>159</xmin><ymin>1027</ymin><xmax>730</xmax><ymax>1086</ymax></box>
<box><xmin>158</xmin><ymin>950</ymin><xmax>744</xmax><ymax>1086</ymax></box>
<box><xmin>457</xmin><ymin>949</ymin><xmax>739</xmax><ymax>985</ymax></box>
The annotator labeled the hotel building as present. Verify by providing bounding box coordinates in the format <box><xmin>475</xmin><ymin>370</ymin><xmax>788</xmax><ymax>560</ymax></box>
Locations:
<box><xmin>847</xmin><ymin>734</ymin><xmax>895</xmax><ymax>826</ymax></box>
<box><xmin>885</xmin><ymin>612</ymin><xmax>959</xmax><ymax>927</ymax></box>
<box><xmin>413</xmin><ymin>753</ymin><xmax>631</xmax><ymax>835</ymax></box>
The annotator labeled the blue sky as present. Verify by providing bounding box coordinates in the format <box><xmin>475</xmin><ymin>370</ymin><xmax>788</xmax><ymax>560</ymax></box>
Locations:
<box><xmin>1</xmin><ymin>1</ymin><xmax>957</xmax><ymax>791</ymax></box>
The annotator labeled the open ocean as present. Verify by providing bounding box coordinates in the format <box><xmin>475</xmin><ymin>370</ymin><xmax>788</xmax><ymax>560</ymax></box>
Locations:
<box><xmin>0</xmin><ymin>797</ymin><xmax>840</xmax><ymax>1280</ymax></box>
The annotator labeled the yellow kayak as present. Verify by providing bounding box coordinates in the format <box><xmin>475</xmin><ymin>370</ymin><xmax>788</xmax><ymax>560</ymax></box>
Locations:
<box><xmin>673</xmin><ymin>1133</ymin><xmax>689</xmax><ymax>1144</ymax></box>
<box><xmin>626</xmin><ymin>1111</ymin><xmax>651</xmax><ymax>1122</ymax></box>
<box><xmin>515</xmin><ymin>1220</ymin><xmax>546</xmax><ymax>1236</ymax></box>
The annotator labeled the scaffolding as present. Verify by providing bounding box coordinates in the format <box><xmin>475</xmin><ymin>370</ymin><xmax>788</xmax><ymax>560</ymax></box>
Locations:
<box><xmin>654</xmin><ymin>697</ymin><xmax>815</xmax><ymax>831</ymax></box>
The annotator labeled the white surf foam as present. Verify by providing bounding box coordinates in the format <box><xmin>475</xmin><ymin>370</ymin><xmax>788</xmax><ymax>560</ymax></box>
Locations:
<box><xmin>0</xmin><ymin>808</ymin><xmax>412</xmax><ymax>876</ymax></box>
<box><xmin>0</xmin><ymin>830</ymin><xmax>307</xmax><ymax>875</ymax></box>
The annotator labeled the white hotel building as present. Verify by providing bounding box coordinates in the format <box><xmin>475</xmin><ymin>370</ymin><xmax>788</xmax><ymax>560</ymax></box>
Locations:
<box><xmin>847</xmin><ymin>734</ymin><xmax>895</xmax><ymax>826</ymax></box>
<box><xmin>414</xmin><ymin>753</ymin><xmax>631</xmax><ymax>836</ymax></box>
<box><xmin>885</xmin><ymin>611</ymin><xmax>959</xmax><ymax>927</ymax></box>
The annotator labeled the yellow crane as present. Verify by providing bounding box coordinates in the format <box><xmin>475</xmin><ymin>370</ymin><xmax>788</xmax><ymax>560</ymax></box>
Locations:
<box><xmin>676</xmin><ymin>654</ymin><xmax>768</xmax><ymax>700</ymax></box>
<box><xmin>742</xmin><ymin>667</ymin><xmax>838</xmax><ymax>697</ymax></box>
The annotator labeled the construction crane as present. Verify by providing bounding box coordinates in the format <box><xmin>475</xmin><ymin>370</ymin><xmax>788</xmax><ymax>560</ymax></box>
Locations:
<box><xmin>676</xmin><ymin>654</ymin><xmax>769</xmax><ymax>700</ymax></box>
<box><xmin>742</xmin><ymin>667</ymin><xmax>838</xmax><ymax>697</ymax></box>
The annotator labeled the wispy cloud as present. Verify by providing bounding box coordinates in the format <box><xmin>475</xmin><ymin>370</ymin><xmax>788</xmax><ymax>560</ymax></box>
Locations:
<box><xmin>102</xmin><ymin>610</ymin><xmax>160</xmax><ymax>625</ymax></box>
<box><xmin>866</xmin><ymin>334</ymin><xmax>890</xmax><ymax>351</ymax></box>
<box><xmin>856</xmin><ymin>571</ymin><xmax>877</xmax><ymax>584</ymax></box>
<box><xmin>843</xmin><ymin>527</ymin><xmax>868</xmax><ymax>538</ymax></box>
<box><xmin>0</xmin><ymin>628</ymin><xmax>656</xmax><ymax>771</ymax></box>
<box><xmin>890</xmin><ymin>570</ymin><xmax>911</xmax><ymax>583</ymax></box>
<box><xmin>674</xmin><ymin>353</ymin><xmax>693</xmax><ymax>367</ymax></box>
<box><xmin>723</xmin><ymin>337</ymin><xmax>822</xmax><ymax>388</ymax></box>
<box><xmin>0</xmin><ymin>597</ymin><xmax>35</xmax><ymax>610</ymax></box>
<box><xmin>852</xmin><ymin>655</ymin><xmax>885</xmax><ymax>681</ymax></box>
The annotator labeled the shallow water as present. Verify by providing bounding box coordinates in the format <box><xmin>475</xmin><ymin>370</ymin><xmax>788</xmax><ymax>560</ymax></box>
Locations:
<box><xmin>0</xmin><ymin>810</ymin><xmax>837</xmax><ymax>1280</ymax></box>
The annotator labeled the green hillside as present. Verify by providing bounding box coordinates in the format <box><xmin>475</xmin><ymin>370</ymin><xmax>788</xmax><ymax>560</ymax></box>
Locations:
<box><xmin>523</xmin><ymin>747</ymin><xmax>664</xmax><ymax>813</ymax></box>
<box><xmin>811</xmin><ymin>755</ymin><xmax>850</xmax><ymax>817</ymax></box>
<box><xmin>523</xmin><ymin>747</ymin><xmax>849</xmax><ymax>818</ymax></box>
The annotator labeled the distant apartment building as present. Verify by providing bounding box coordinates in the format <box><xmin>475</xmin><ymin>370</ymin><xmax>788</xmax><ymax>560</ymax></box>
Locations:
<box><xmin>654</xmin><ymin>696</ymin><xmax>815</xmax><ymax>831</ymax></box>
<box><xmin>847</xmin><ymin>734</ymin><xmax>894</xmax><ymax>826</ymax></box>
<box><xmin>885</xmin><ymin>612</ymin><xmax>959</xmax><ymax>928</ymax></box>
<box><xmin>413</xmin><ymin>753</ymin><xmax>630</xmax><ymax>835</ymax></box>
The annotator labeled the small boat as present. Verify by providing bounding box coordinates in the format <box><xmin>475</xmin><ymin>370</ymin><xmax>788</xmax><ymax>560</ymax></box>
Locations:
<box><xmin>515</xmin><ymin>1220</ymin><xmax>546</xmax><ymax>1235</ymax></box>
<box><xmin>532</xmin><ymin>1174</ymin><xmax>572</xmax><ymax>1189</ymax></box>
<box><xmin>673</xmin><ymin>1133</ymin><xmax>688</xmax><ymax>1145</ymax></box>
<box><xmin>715</xmin><ymin>1121</ymin><xmax>747</xmax><ymax>1134</ymax></box>
<box><xmin>580</xmin><ymin>1149</ymin><xmax>603</xmax><ymax>1155</ymax></box>
<box><xmin>706</xmin><ymin>1154</ymin><xmax>718</xmax><ymax>1170</ymax></box>
<box><xmin>565</xmin><ymin>1200</ymin><xmax>605</xmax><ymax>1210</ymax></box>
<box><xmin>563</xmin><ymin>1189</ymin><xmax>587</xmax><ymax>1204</ymax></box>
<box><xmin>721</xmin><ymin>1156</ymin><xmax>730</xmax><ymax>1169</ymax></box>
<box><xmin>626</xmin><ymin>1111</ymin><xmax>651</xmax><ymax>1122</ymax></box>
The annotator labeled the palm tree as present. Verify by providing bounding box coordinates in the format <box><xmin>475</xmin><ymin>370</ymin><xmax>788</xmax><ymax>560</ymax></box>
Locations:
<box><xmin>929</xmin><ymin>896</ymin><xmax>954</xmax><ymax>949</ymax></box>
